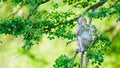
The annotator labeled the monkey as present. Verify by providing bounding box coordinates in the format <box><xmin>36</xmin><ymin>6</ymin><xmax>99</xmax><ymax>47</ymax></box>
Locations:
<box><xmin>74</xmin><ymin>17</ymin><xmax>97</xmax><ymax>68</ymax></box>
<box><xmin>76</xmin><ymin>17</ymin><xmax>92</xmax><ymax>52</ymax></box>
<box><xmin>76</xmin><ymin>17</ymin><xmax>92</xmax><ymax>68</ymax></box>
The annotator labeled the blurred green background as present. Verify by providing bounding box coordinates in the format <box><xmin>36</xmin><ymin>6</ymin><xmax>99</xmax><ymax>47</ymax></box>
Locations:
<box><xmin>0</xmin><ymin>1</ymin><xmax>120</xmax><ymax>68</ymax></box>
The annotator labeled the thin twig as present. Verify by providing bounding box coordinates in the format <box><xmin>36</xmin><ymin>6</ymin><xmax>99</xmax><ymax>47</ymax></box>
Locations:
<box><xmin>66</xmin><ymin>39</ymin><xmax>76</xmax><ymax>46</ymax></box>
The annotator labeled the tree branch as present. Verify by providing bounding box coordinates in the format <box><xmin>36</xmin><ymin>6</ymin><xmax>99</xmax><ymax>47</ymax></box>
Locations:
<box><xmin>36</xmin><ymin>0</ymin><xmax>108</xmax><ymax>32</ymax></box>
<box><xmin>86</xmin><ymin>0</ymin><xmax>107</xmax><ymax>11</ymax></box>
<box><xmin>27</xmin><ymin>0</ymin><xmax>50</xmax><ymax>19</ymax></box>
<box><xmin>109</xmin><ymin>23</ymin><xmax>120</xmax><ymax>41</ymax></box>
<box><xmin>44</xmin><ymin>19</ymin><xmax>75</xmax><ymax>30</ymax></box>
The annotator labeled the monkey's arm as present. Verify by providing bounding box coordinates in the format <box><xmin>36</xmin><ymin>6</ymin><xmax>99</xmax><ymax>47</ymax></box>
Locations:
<box><xmin>91</xmin><ymin>25</ymin><xmax>98</xmax><ymax>44</ymax></box>
<box><xmin>76</xmin><ymin>24</ymin><xmax>81</xmax><ymax>36</ymax></box>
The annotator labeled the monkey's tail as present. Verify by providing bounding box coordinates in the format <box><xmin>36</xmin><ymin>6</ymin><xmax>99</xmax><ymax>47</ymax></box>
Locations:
<box><xmin>80</xmin><ymin>51</ymin><xmax>84</xmax><ymax>68</ymax></box>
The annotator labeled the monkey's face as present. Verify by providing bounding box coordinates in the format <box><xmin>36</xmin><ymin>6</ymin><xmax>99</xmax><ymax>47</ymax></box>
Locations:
<box><xmin>77</xmin><ymin>17</ymin><xmax>87</xmax><ymax>25</ymax></box>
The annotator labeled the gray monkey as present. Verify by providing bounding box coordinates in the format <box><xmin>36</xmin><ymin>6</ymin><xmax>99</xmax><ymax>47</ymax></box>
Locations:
<box><xmin>76</xmin><ymin>17</ymin><xmax>92</xmax><ymax>52</ymax></box>
<box><xmin>75</xmin><ymin>17</ymin><xmax>97</xmax><ymax>68</ymax></box>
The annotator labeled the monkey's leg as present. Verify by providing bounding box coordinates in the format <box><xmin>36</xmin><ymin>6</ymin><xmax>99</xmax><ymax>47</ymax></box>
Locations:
<box><xmin>73</xmin><ymin>48</ymin><xmax>83</xmax><ymax>59</ymax></box>
<box><xmin>74</xmin><ymin>37</ymin><xmax>83</xmax><ymax>59</ymax></box>
<box><xmin>80</xmin><ymin>51</ymin><xmax>84</xmax><ymax>68</ymax></box>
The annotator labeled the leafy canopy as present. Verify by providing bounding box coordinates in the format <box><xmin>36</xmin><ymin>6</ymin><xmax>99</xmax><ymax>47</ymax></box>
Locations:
<box><xmin>0</xmin><ymin>0</ymin><xmax>119</xmax><ymax>67</ymax></box>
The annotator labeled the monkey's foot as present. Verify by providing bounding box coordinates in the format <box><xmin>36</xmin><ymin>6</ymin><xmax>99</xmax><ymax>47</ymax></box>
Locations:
<box><xmin>73</xmin><ymin>49</ymin><xmax>83</xmax><ymax>59</ymax></box>
<box><xmin>76</xmin><ymin>49</ymin><xmax>83</xmax><ymax>53</ymax></box>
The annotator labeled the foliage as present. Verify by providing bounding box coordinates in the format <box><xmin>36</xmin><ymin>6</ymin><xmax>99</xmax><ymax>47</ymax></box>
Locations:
<box><xmin>0</xmin><ymin>17</ymin><xmax>43</xmax><ymax>49</ymax></box>
<box><xmin>53</xmin><ymin>55</ymin><xmax>77</xmax><ymax>68</ymax></box>
<box><xmin>86</xmin><ymin>33</ymin><xmax>111</xmax><ymax>68</ymax></box>
<box><xmin>0</xmin><ymin>0</ymin><xmax>119</xmax><ymax>68</ymax></box>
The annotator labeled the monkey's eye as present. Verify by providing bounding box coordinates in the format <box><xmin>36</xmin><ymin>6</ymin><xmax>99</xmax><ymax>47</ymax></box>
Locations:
<box><xmin>81</xmin><ymin>19</ymin><xmax>84</xmax><ymax>21</ymax></box>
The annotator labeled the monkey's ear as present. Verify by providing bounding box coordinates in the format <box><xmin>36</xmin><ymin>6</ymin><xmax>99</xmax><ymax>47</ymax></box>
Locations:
<box><xmin>76</xmin><ymin>18</ymin><xmax>80</xmax><ymax>23</ymax></box>
<box><xmin>76</xmin><ymin>18</ymin><xmax>79</xmax><ymax>22</ymax></box>
<box><xmin>76</xmin><ymin>16</ymin><xmax>82</xmax><ymax>20</ymax></box>
<box><xmin>76</xmin><ymin>16</ymin><xmax>82</xmax><ymax>23</ymax></box>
